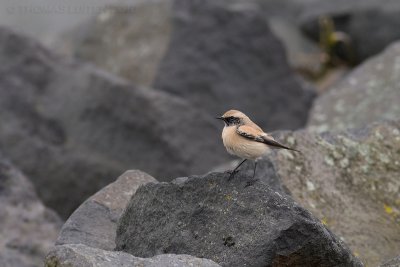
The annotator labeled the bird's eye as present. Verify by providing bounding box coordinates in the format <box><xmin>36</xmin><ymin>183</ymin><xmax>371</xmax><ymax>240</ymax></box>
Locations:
<box><xmin>227</xmin><ymin>116</ymin><xmax>239</xmax><ymax>124</ymax></box>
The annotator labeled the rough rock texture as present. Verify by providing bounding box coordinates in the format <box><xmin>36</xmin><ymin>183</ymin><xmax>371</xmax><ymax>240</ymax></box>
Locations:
<box><xmin>253</xmin><ymin>121</ymin><xmax>399</xmax><ymax>266</ymax></box>
<box><xmin>0</xmin><ymin>27</ymin><xmax>228</xmax><ymax>218</ymax></box>
<box><xmin>380</xmin><ymin>256</ymin><xmax>400</xmax><ymax>267</ymax></box>
<box><xmin>308</xmin><ymin>41</ymin><xmax>400</xmax><ymax>133</ymax></box>
<box><xmin>116</xmin><ymin>170</ymin><xmax>362</xmax><ymax>266</ymax></box>
<box><xmin>154</xmin><ymin>0</ymin><xmax>315</xmax><ymax>131</ymax></box>
<box><xmin>299</xmin><ymin>0</ymin><xmax>400</xmax><ymax>63</ymax></box>
<box><xmin>56</xmin><ymin>170</ymin><xmax>157</xmax><ymax>250</ymax></box>
<box><xmin>46</xmin><ymin>244</ymin><xmax>221</xmax><ymax>267</ymax></box>
<box><xmin>56</xmin><ymin>1</ymin><xmax>173</xmax><ymax>87</ymax></box>
<box><xmin>0</xmin><ymin>153</ymin><xmax>62</xmax><ymax>267</ymax></box>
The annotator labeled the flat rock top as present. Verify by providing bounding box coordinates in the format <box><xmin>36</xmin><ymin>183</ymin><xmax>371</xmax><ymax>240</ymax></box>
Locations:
<box><xmin>90</xmin><ymin>170</ymin><xmax>158</xmax><ymax>212</ymax></box>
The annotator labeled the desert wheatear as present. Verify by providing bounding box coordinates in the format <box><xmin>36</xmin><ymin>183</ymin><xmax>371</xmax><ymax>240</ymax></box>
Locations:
<box><xmin>217</xmin><ymin>110</ymin><xmax>300</xmax><ymax>181</ymax></box>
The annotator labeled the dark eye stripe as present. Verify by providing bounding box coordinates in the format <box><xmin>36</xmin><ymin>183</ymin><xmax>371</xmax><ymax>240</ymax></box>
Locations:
<box><xmin>225</xmin><ymin>116</ymin><xmax>241</xmax><ymax>125</ymax></box>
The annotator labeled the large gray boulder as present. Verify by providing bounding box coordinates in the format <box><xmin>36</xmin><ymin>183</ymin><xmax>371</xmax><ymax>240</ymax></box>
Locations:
<box><xmin>56</xmin><ymin>1</ymin><xmax>173</xmax><ymax>87</ymax></box>
<box><xmin>46</xmin><ymin>244</ymin><xmax>221</xmax><ymax>267</ymax></box>
<box><xmin>116</xmin><ymin>168</ymin><xmax>362</xmax><ymax>266</ymax></box>
<box><xmin>56</xmin><ymin>170</ymin><xmax>157</xmax><ymax>250</ymax></box>
<box><xmin>54</xmin><ymin>0</ymin><xmax>325</xmax><ymax>89</ymax></box>
<box><xmin>57</xmin><ymin>0</ymin><xmax>317</xmax><ymax>132</ymax></box>
<box><xmin>153</xmin><ymin>0</ymin><xmax>315</xmax><ymax>131</ymax></box>
<box><xmin>218</xmin><ymin>120</ymin><xmax>399</xmax><ymax>266</ymax></box>
<box><xmin>299</xmin><ymin>0</ymin><xmax>400</xmax><ymax>63</ymax></box>
<box><xmin>308</xmin><ymin>41</ymin><xmax>400</xmax><ymax>133</ymax></box>
<box><xmin>0</xmin><ymin>27</ymin><xmax>229</xmax><ymax>218</ymax></box>
<box><xmin>0</xmin><ymin>153</ymin><xmax>62</xmax><ymax>267</ymax></box>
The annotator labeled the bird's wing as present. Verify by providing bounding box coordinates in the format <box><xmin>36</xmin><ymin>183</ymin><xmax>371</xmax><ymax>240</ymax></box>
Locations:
<box><xmin>236</xmin><ymin>125</ymin><xmax>301</xmax><ymax>152</ymax></box>
<box><xmin>236</xmin><ymin>125</ymin><xmax>265</xmax><ymax>142</ymax></box>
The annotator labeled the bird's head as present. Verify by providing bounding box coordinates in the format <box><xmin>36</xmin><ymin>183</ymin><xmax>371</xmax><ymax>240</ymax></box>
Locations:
<box><xmin>217</xmin><ymin>110</ymin><xmax>249</xmax><ymax>126</ymax></box>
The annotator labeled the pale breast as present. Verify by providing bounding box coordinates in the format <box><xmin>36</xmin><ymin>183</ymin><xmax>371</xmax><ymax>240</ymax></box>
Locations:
<box><xmin>222</xmin><ymin>126</ymin><xmax>268</xmax><ymax>160</ymax></box>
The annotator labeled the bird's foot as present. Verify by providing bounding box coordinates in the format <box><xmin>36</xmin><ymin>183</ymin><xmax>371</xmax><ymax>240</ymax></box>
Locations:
<box><xmin>227</xmin><ymin>169</ymin><xmax>239</xmax><ymax>181</ymax></box>
<box><xmin>244</xmin><ymin>179</ymin><xmax>259</xmax><ymax>188</ymax></box>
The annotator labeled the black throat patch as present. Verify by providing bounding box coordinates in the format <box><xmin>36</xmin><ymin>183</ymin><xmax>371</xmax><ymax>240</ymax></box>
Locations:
<box><xmin>225</xmin><ymin>116</ymin><xmax>241</xmax><ymax>126</ymax></box>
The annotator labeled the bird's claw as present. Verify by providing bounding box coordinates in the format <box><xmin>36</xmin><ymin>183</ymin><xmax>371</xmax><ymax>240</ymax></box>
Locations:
<box><xmin>244</xmin><ymin>179</ymin><xmax>259</xmax><ymax>188</ymax></box>
<box><xmin>227</xmin><ymin>169</ymin><xmax>239</xmax><ymax>181</ymax></box>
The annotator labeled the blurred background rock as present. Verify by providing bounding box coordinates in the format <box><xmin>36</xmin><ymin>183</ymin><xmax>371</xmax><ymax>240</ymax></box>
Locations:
<box><xmin>0</xmin><ymin>0</ymin><xmax>399</xmax><ymax>266</ymax></box>
<box><xmin>0</xmin><ymin>0</ymin><xmax>143</xmax><ymax>46</ymax></box>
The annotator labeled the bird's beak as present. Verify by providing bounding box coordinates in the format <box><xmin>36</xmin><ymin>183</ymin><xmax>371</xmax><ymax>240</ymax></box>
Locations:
<box><xmin>216</xmin><ymin>116</ymin><xmax>224</xmax><ymax>120</ymax></box>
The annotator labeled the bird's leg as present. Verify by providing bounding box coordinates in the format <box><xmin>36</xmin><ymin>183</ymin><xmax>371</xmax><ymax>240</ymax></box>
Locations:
<box><xmin>228</xmin><ymin>159</ymin><xmax>247</xmax><ymax>181</ymax></box>
<box><xmin>253</xmin><ymin>161</ymin><xmax>257</xmax><ymax>178</ymax></box>
<box><xmin>245</xmin><ymin>161</ymin><xmax>259</xmax><ymax>188</ymax></box>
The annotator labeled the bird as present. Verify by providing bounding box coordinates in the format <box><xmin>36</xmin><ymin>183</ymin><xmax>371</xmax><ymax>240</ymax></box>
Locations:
<box><xmin>217</xmin><ymin>110</ymin><xmax>301</xmax><ymax>181</ymax></box>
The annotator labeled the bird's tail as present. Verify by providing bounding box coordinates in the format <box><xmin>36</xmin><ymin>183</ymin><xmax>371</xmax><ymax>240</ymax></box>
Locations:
<box><xmin>262</xmin><ymin>137</ymin><xmax>302</xmax><ymax>154</ymax></box>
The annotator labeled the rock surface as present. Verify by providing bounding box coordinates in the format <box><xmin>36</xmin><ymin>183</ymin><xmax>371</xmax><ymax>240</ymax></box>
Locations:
<box><xmin>56</xmin><ymin>170</ymin><xmax>157</xmax><ymax>250</ymax></box>
<box><xmin>48</xmin><ymin>170</ymin><xmax>220</xmax><ymax>267</ymax></box>
<box><xmin>249</xmin><ymin>120</ymin><xmax>399</xmax><ymax>266</ymax></box>
<box><xmin>299</xmin><ymin>0</ymin><xmax>400</xmax><ymax>63</ymax></box>
<box><xmin>154</xmin><ymin>0</ymin><xmax>315</xmax><ymax>131</ymax></box>
<box><xmin>56</xmin><ymin>1</ymin><xmax>173</xmax><ymax>87</ymax></box>
<box><xmin>0</xmin><ymin>152</ymin><xmax>62</xmax><ymax>267</ymax></box>
<box><xmin>308</xmin><ymin>41</ymin><xmax>400</xmax><ymax>133</ymax></box>
<box><xmin>46</xmin><ymin>244</ymin><xmax>221</xmax><ymax>267</ymax></box>
<box><xmin>380</xmin><ymin>256</ymin><xmax>400</xmax><ymax>267</ymax></box>
<box><xmin>116</xmin><ymin>168</ymin><xmax>362</xmax><ymax>266</ymax></box>
<box><xmin>0</xmin><ymin>27</ymin><xmax>229</xmax><ymax>218</ymax></box>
